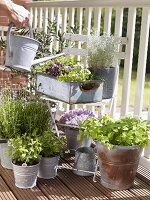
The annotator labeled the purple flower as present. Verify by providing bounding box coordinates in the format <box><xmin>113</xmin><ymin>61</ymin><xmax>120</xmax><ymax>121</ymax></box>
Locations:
<box><xmin>59</xmin><ymin>109</ymin><xmax>95</xmax><ymax>126</ymax></box>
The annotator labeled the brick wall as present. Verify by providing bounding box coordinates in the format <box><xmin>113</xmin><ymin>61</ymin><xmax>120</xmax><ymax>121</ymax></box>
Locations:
<box><xmin>0</xmin><ymin>16</ymin><xmax>9</xmax><ymax>26</ymax></box>
<box><xmin>0</xmin><ymin>67</ymin><xmax>27</xmax><ymax>90</ymax></box>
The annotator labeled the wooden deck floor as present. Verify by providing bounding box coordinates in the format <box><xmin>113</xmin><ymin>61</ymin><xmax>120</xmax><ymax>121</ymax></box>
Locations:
<box><xmin>0</xmin><ymin>155</ymin><xmax>150</xmax><ymax>200</ymax></box>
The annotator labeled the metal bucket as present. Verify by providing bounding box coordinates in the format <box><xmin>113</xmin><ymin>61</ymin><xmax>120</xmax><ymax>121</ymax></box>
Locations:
<box><xmin>0</xmin><ymin>142</ymin><xmax>13</xmax><ymax>170</ymax></box>
<box><xmin>90</xmin><ymin>67</ymin><xmax>117</xmax><ymax>99</ymax></box>
<box><xmin>65</xmin><ymin>127</ymin><xmax>92</xmax><ymax>150</ymax></box>
<box><xmin>74</xmin><ymin>147</ymin><xmax>96</xmax><ymax>176</ymax></box>
<box><xmin>38</xmin><ymin>156</ymin><xmax>60</xmax><ymax>179</ymax></box>
<box><xmin>5</xmin><ymin>23</ymin><xmax>40</xmax><ymax>72</ymax></box>
<box><xmin>12</xmin><ymin>162</ymin><xmax>39</xmax><ymax>189</ymax></box>
<box><xmin>96</xmin><ymin>142</ymin><xmax>142</xmax><ymax>190</ymax></box>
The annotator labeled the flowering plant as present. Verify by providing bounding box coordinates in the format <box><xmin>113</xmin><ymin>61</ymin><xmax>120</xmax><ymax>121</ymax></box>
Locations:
<box><xmin>59</xmin><ymin>108</ymin><xmax>95</xmax><ymax>127</ymax></box>
<box><xmin>87</xmin><ymin>34</ymin><xmax>120</xmax><ymax>69</ymax></box>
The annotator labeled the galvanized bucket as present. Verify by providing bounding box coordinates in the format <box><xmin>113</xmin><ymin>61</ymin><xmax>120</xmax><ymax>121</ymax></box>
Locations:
<box><xmin>96</xmin><ymin>142</ymin><xmax>142</xmax><ymax>190</ymax></box>
<box><xmin>65</xmin><ymin>127</ymin><xmax>92</xmax><ymax>150</ymax></box>
<box><xmin>38</xmin><ymin>156</ymin><xmax>60</xmax><ymax>179</ymax></box>
<box><xmin>0</xmin><ymin>142</ymin><xmax>13</xmax><ymax>170</ymax></box>
<box><xmin>5</xmin><ymin>23</ymin><xmax>40</xmax><ymax>72</ymax></box>
<box><xmin>74</xmin><ymin>147</ymin><xmax>96</xmax><ymax>176</ymax></box>
<box><xmin>90</xmin><ymin>67</ymin><xmax>117</xmax><ymax>99</ymax></box>
<box><xmin>12</xmin><ymin>162</ymin><xmax>39</xmax><ymax>189</ymax></box>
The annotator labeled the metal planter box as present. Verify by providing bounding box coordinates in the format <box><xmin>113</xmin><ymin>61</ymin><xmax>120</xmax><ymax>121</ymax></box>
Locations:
<box><xmin>36</xmin><ymin>73</ymin><xmax>103</xmax><ymax>104</ymax></box>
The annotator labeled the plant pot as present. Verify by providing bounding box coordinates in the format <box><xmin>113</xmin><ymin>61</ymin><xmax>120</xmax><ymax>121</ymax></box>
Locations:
<box><xmin>90</xmin><ymin>67</ymin><xmax>117</xmax><ymax>99</ymax></box>
<box><xmin>38</xmin><ymin>156</ymin><xmax>60</xmax><ymax>179</ymax></box>
<box><xmin>36</xmin><ymin>73</ymin><xmax>103</xmax><ymax>104</ymax></box>
<box><xmin>0</xmin><ymin>140</ymin><xmax>13</xmax><ymax>170</ymax></box>
<box><xmin>96</xmin><ymin>142</ymin><xmax>142</xmax><ymax>190</ymax></box>
<box><xmin>12</xmin><ymin>162</ymin><xmax>39</xmax><ymax>189</ymax></box>
<box><xmin>73</xmin><ymin>147</ymin><xmax>96</xmax><ymax>176</ymax></box>
<box><xmin>65</xmin><ymin>127</ymin><xmax>92</xmax><ymax>150</ymax></box>
<box><xmin>144</xmin><ymin>138</ymin><xmax>150</xmax><ymax>159</ymax></box>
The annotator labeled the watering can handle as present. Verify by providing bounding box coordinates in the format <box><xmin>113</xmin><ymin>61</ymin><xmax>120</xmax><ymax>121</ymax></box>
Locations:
<box><xmin>7</xmin><ymin>22</ymin><xmax>34</xmax><ymax>57</ymax></box>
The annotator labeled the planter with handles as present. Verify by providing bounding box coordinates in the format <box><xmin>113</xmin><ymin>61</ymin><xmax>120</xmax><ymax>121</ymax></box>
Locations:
<box><xmin>12</xmin><ymin>162</ymin><xmax>39</xmax><ymax>189</ymax></box>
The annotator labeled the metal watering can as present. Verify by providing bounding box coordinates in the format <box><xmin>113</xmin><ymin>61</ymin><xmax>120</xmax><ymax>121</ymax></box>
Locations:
<box><xmin>5</xmin><ymin>23</ymin><xmax>64</xmax><ymax>72</ymax></box>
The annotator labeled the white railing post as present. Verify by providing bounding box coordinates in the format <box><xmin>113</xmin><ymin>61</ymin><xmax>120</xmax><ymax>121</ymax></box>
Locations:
<box><xmin>134</xmin><ymin>8</ymin><xmax>150</xmax><ymax>117</ymax></box>
<box><xmin>121</xmin><ymin>7</ymin><xmax>136</xmax><ymax>116</ymax></box>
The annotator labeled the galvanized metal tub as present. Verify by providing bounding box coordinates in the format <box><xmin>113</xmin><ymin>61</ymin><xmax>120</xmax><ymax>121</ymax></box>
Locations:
<box><xmin>38</xmin><ymin>156</ymin><xmax>60</xmax><ymax>179</ymax></box>
<box><xmin>36</xmin><ymin>73</ymin><xmax>103</xmax><ymax>104</ymax></box>
<box><xmin>65</xmin><ymin>127</ymin><xmax>92</xmax><ymax>150</ymax></box>
<box><xmin>90</xmin><ymin>67</ymin><xmax>117</xmax><ymax>99</ymax></box>
<box><xmin>74</xmin><ymin>147</ymin><xmax>96</xmax><ymax>176</ymax></box>
<box><xmin>0</xmin><ymin>142</ymin><xmax>13</xmax><ymax>170</ymax></box>
<box><xmin>12</xmin><ymin>162</ymin><xmax>39</xmax><ymax>189</ymax></box>
<box><xmin>96</xmin><ymin>142</ymin><xmax>142</xmax><ymax>190</ymax></box>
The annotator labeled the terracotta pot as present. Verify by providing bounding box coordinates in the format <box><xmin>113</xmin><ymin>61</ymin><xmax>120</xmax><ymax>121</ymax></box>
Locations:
<box><xmin>96</xmin><ymin>142</ymin><xmax>142</xmax><ymax>190</ymax></box>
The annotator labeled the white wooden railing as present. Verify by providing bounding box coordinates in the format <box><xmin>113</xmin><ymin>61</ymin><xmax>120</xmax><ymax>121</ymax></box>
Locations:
<box><xmin>27</xmin><ymin>0</ymin><xmax>150</xmax><ymax>170</ymax></box>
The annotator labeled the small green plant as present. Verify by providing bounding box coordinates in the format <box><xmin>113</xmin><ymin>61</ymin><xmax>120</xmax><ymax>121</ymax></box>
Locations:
<box><xmin>58</xmin><ymin>64</ymin><xmax>91</xmax><ymax>82</ymax></box>
<box><xmin>0</xmin><ymin>98</ymin><xmax>24</xmax><ymax>139</ymax></box>
<box><xmin>39</xmin><ymin>130</ymin><xmax>65</xmax><ymax>157</ymax></box>
<box><xmin>8</xmin><ymin>132</ymin><xmax>42</xmax><ymax>165</ymax></box>
<box><xmin>87</xmin><ymin>34</ymin><xmax>120</xmax><ymax>69</ymax></box>
<box><xmin>79</xmin><ymin>115</ymin><xmax>149</xmax><ymax>148</ymax></box>
<box><xmin>21</xmin><ymin>101</ymin><xmax>50</xmax><ymax>136</ymax></box>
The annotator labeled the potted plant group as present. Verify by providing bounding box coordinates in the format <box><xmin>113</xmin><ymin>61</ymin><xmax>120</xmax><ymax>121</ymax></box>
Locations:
<box><xmin>87</xmin><ymin>34</ymin><xmax>120</xmax><ymax>99</ymax></box>
<box><xmin>79</xmin><ymin>115</ymin><xmax>149</xmax><ymax>190</ymax></box>
<box><xmin>8</xmin><ymin>133</ymin><xmax>42</xmax><ymax>189</ymax></box>
<box><xmin>59</xmin><ymin>108</ymin><xmax>95</xmax><ymax>150</ymax></box>
<box><xmin>38</xmin><ymin>130</ymin><xmax>65</xmax><ymax>179</ymax></box>
<box><xmin>35</xmin><ymin>56</ymin><xmax>103</xmax><ymax>104</ymax></box>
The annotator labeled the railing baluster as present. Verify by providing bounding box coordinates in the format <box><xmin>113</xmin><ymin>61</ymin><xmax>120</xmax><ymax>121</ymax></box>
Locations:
<box><xmin>33</xmin><ymin>7</ymin><xmax>38</xmax><ymax>29</ymax></box>
<box><xmin>104</xmin><ymin>7</ymin><xmax>112</xmax><ymax>35</ymax></box>
<box><xmin>62</xmin><ymin>8</ymin><xmax>68</xmax><ymax>33</ymax></box>
<box><xmin>38</xmin><ymin>7</ymin><xmax>43</xmax><ymax>31</ymax></box>
<box><xmin>43</xmin><ymin>8</ymin><xmax>49</xmax><ymax>33</ymax></box>
<box><xmin>134</xmin><ymin>8</ymin><xmax>150</xmax><ymax>117</ymax></box>
<box><xmin>85</xmin><ymin>7</ymin><xmax>92</xmax><ymax>35</ymax></box>
<box><xmin>94</xmin><ymin>7</ymin><xmax>101</xmax><ymax>35</ymax></box>
<box><xmin>121</xmin><ymin>7</ymin><xmax>136</xmax><ymax>116</ymax></box>
<box><xmin>111</xmin><ymin>7</ymin><xmax>124</xmax><ymax>118</ymax></box>
<box><xmin>68</xmin><ymin>8</ymin><xmax>75</xmax><ymax>33</ymax></box>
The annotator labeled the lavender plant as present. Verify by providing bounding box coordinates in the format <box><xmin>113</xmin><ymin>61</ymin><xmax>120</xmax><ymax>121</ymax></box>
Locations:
<box><xmin>59</xmin><ymin>108</ymin><xmax>95</xmax><ymax>127</ymax></box>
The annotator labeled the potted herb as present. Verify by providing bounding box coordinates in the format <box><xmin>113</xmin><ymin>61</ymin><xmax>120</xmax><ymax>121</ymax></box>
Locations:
<box><xmin>8</xmin><ymin>133</ymin><xmax>42</xmax><ymax>189</ymax></box>
<box><xmin>87</xmin><ymin>34</ymin><xmax>120</xmax><ymax>99</ymax></box>
<box><xmin>38</xmin><ymin>130</ymin><xmax>65</xmax><ymax>179</ymax></box>
<box><xmin>59</xmin><ymin>108</ymin><xmax>95</xmax><ymax>150</ymax></box>
<box><xmin>36</xmin><ymin>56</ymin><xmax>103</xmax><ymax>104</ymax></box>
<box><xmin>0</xmin><ymin>94</ymin><xmax>24</xmax><ymax>169</ymax></box>
<box><xmin>79</xmin><ymin>115</ymin><xmax>149</xmax><ymax>190</ymax></box>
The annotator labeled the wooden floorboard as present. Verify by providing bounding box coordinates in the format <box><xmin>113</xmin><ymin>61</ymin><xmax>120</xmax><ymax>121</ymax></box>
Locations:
<box><xmin>0</xmin><ymin>155</ymin><xmax>150</xmax><ymax>200</ymax></box>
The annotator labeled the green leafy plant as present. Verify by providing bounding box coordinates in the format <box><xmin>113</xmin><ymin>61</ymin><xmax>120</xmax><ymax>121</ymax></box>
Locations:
<box><xmin>58</xmin><ymin>64</ymin><xmax>91</xmax><ymax>82</ymax></box>
<box><xmin>21</xmin><ymin>101</ymin><xmax>50</xmax><ymax>136</ymax></box>
<box><xmin>87</xmin><ymin>34</ymin><xmax>120</xmax><ymax>69</ymax></box>
<box><xmin>79</xmin><ymin>115</ymin><xmax>149</xmax><ymax>148</ymax></box>
<box><xmin>8</xmin><ymin>132</ymin><xmax>42</xmax><ymax>165</ymax></box>
<box><xmin>39</xmin><ymin>130</ymin><xmax>65</xmax><ymax>157</ymax></box>
<box><xmin>0</xmin><ymin>98</ymin><xmax>24</xmax><ymax>139</ymax></box>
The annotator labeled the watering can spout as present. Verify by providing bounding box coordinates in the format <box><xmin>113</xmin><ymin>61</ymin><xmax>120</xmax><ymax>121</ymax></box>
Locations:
<box><xmin>32</xmin><ymin>53</ymin><xmax>65</xmax><ymax>66</ymax></box>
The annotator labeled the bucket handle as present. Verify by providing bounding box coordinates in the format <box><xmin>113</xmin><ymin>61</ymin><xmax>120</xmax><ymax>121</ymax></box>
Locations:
<box><xmin>7</xmin><ymin>22</ymin><xmax>34</xmax><ymax>57</ymax></box>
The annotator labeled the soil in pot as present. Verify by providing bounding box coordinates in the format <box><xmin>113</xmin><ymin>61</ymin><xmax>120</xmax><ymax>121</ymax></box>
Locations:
<box><xmin>96</xmin><ymin>142</ymin><xmax>142</xmax><ymax>190</ymax></box>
